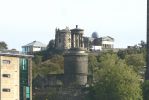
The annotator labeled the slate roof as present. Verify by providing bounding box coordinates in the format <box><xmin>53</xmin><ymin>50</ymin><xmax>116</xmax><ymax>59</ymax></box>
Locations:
<box><xmin>22</xmin><ymin>41</ymin><xmax>47</xmax><ymax>47</ymax></box>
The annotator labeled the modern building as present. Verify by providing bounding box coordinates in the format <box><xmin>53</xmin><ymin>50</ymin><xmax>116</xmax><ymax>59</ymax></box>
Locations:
<box><xmin>0</xmin><ymin>50</ymin><xmax>33</xmax><ymax>100</ymax></box>
<box><xmin>55</xmin><ymin>27</ymin><xmax>71</xmax><ymax>50</ymax></box>
<box><xmin>22</xmin><ymin>41</ymin><xmax>47</xmax><ymax>54</ymax></box>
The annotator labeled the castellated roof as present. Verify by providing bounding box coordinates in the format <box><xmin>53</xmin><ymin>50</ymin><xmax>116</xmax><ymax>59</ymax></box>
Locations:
<box><xmin>59</xmin><ymin>27</ymin><xmax>71</xmax><ymax>33</ymax></box>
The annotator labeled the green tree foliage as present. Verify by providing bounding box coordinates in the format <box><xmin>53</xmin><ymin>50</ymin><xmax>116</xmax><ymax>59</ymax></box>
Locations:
<box><xmin>0</xmin><ymin>41</ymin><xmax>8</xmax><ymax>50</ymax></box>
<box><xmin>117</xmin><ymin>50</ymin><xmax>127</xmax><ymax>59</ymax></box>
<box><xmin>125</xmin><ymin>54</ymin><xmax>145</xmax><ymax>74</ymax></box>
<box><xmin>47</xmin><ymin>39</ymin><xmax>55</xmax><ymax>50</ymax></box>
<box><xmin>32</xmin><ymin>61</ymin><xmax>38</xmax><ymax>79</ymax></box>
<box><xmin>88</xmin><ymin>53</ymin><xmax>143</xmax><ymax>100</ymax></box>
<box><xmin>88</xmin><ymin>54</ymin><xmax>98</xmax><ymax>74</ymax></box>
<box><xmin>142</xmin><ymin>80</ymin><xmax>149</xmax><ymax>100</ymax></box>
<box><xmin>32</xmin><ymin>55</ymin><xmax>64</xmax><ymax>79</ymax></box>
<box><xmin>49</xmin><ymin>55</ymin><xmax>64</xmax><ymax>69</ymax></box>
<box><xmin>39</xmin><ymin>62</ymin><xmax>61</xmax><ymax>75</ymax></box>
<box><xmin>33</xmin><ymin>55</ymin><xmax>42</xmax><ymax>65</ymax></box>
<box><xmin>138</xmin><ymin>40</ymin><xmax>146</xmax><ymax>48</ymax></box>
<box><xmin>88</xmin><ymin>54</ymin><xmax>99</xmax><ymax>83</ymax></box>
<box><xmin>42</xmin><ymin>39</ymin><xmax>64</xmax><ymax>60</ymax></box>
<box><xmin>97</xmin><ymin>52</ymin><xmax>119</xmax><ymax>69</ymax></box>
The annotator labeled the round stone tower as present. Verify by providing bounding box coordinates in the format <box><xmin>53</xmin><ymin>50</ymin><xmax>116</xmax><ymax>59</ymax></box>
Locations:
<box><xmin>64</xmin><ymin>25</ymin><xmax>88</xmax><ymax>86</ymax></box>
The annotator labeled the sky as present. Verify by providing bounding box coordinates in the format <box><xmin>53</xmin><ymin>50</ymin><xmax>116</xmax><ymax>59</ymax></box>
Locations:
<box><xmin>0</xmin><ymin>0</ymin><xmax>147</xmax><ymax>50</ymax></box>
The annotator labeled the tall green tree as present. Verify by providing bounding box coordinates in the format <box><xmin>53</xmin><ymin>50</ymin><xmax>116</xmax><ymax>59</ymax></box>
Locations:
<box><xmin>88</xmin><ymin>53</ymin><xmax>143</xmax><ymax>100</ymax></box>
<box><xmin>33</xmin><ymin>55</ymin><xmax>42</xmax><ymax>65</ymax></box>
<box><xmin>138</xmin><ymin>40</ymin><xmax>146</xmax><ymax>48</ymax></box>
<box><xmin>125</xmin><ymin>54</ymin><xmax>145</xmax><ymax>75</ymax></box>
<box><xmin>0</xmin><ymin>41</ymin><xmax>8</xmax><ymax>50</ymax></box>
<box><xmin>47</xmin><ymin>39</ymin><xmax>55</xmax><ymax>50</ymax></box>
<box><xmin>88</xmin><ymin>54</ymin><xmax>99</xmax><ymax>83</ymax></box>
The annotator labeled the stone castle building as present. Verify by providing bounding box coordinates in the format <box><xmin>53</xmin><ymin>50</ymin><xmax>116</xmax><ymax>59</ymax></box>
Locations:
<box><xmin>55</xmin><ymin>27</ymin><xmax>71</xmax><ymax>50</ymax></box>
<box><xmin>55</xmin><ymin>27</ymin><xmax>114</xmax><ymax>51</ymax></box>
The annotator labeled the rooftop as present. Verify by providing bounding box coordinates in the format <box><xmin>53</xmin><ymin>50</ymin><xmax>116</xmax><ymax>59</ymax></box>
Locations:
<box><xmin>22</xmin><ymin>41</ymin><xmax>47</xmax><ymax>47</ymax></box>
<box><xmin>0</xmin><ymin>50</ymin><xmax>33</xmax><ymax>58</ymax></box>
<box><xmin>102</xmin><ymin>36</ymin><xmax>114</xmax><ymax>41</ymax></box>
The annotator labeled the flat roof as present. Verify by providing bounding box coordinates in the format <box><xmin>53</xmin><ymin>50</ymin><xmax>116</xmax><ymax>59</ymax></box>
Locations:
<box><xmin>0</xmin><ymin>51</ymin><xmax>33</xmax><ymax>58</ymax></box>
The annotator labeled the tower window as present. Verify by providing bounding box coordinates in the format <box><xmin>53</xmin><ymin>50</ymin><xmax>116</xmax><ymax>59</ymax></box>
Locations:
<box><xmin>2</xmin><ymin>74</ymin><xmax>10</xmax><ymax>78</ymax></box>
<box><xmin>2</xmin><ymin>88</ymin><xmax>11</xmax><ymax>92</ymax></box>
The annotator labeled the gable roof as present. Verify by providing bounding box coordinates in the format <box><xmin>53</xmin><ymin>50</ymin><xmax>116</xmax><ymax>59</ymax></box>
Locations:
<box><xmin>102</xmin><ymin>36</ymin><xmax>114</xmax><ymax>41</ymax></box>
<box><xmin>22</xmin><ymin>41</ymin><xmax>47</xmax><ymax>47</ymax></box>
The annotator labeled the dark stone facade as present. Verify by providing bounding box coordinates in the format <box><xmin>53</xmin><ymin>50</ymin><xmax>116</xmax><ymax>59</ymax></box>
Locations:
<box><xmin>64</xmin><ymin>49</ymin><xmax>88</xmax><ymax>85</ymax></box>
<box><xmin>64</xmin><ymin>25</ymin><xmax>88</xmax><ymax>86</ymax></box>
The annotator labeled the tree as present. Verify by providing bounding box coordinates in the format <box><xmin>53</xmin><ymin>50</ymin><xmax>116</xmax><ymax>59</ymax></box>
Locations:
<box><xmin>47</xmin><ymin>39</ymin><xmax>55</xmax><ymax>50</ymax></box>
<box><xmin>49</xmin><ymin>55</ymin><xmax>64</xmax><ymax>70</ymax></box>
<box><xmin>138</xmin><ymin>40</ymin><xmax>146</xmax><ymax>48</ymax></box>
<box><xmin>88</xmin><ymin>53</ymin><xmax>143</xmax><ymax>100</ymax></box>
<box><xmin>117</xmin><ymin>50</ymin><xmax>127</xmax><ymax>59</ymax></box>
<box><xmin>125</xmin><ymin>54</ymin><xmax>145</xmax><ymax>75</ymax></box>
<box><xmin>0</xmin><ymin>41</ymin><xmax>8</xmax><ymax>50</ymax></box>
<box><xmin>88</xmin><ymin>54</ymin><xmax>99</xmax><ymax>83</ymax></box>
<box><xmin>33</xmin><ymin>55</ymin><xmax>42</xmax><ymax>65</ymax></box>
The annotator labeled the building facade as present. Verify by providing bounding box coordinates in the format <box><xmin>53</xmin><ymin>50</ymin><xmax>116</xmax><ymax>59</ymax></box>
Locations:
<box><xmin>22</xmin><ymin>41</ymin><xmax>47</xmax><ymax>54</ymax></box>
<box><xmin>91</xmin><ymin>36</ymin><xmax>114</xmax><ymax>51</ymax></box>
<box><xmin>0</xmin><ymin>50</ymin><xmax>33</xmax><ymax>100</ymax></box>
<box><xmin>55</xmin><ymin>27</ymin><xmax>71</xmax><ymax>50</ymax></box>
<box><xmin>54</xmin><ymin>26</ymin><xmax>114</xmax><ymax>51</ymax></box>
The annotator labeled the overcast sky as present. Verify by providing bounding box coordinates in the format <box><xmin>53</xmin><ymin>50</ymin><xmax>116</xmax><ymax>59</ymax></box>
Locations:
<box><xmin>0</xmin><ymin>0</ymin><xmax>147</xmax><ymax>50</ymax></box>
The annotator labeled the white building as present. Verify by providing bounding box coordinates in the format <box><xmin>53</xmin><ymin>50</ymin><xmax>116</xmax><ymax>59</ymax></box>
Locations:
<box><xmin>91</xmin><ymin>36</ymin><xmax>114</xmax><ymax>51</ymax></box>
<box><xmin>22</xmin><ymin>41</ymin><xmax>47</xmax><ymax>54</ymax></box>
<box><xmin>100</xmin><ymin>36</ymin><xmax>114</xmax><ymax>49</ymax></box>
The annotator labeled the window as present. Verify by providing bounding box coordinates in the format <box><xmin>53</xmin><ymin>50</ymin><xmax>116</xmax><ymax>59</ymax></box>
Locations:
<box><xmin>22</xmin><ymin>59</ymin><xmax>27</xmax><ymax>70</ymax></box>
<box><xmin>2</xmin><ymin>74</ymin><xmax>10</xmax><ymax>78</ymax></box>
<box><xmin>26</xmin><ymin>87</ymin><xmax>30</xmax><ymax>98</ymax></box>
<box><xmin>2</xmin><ymin>88</ymin><xmax>11</xmax><ymax>92</ymax></box>
<box><xmin>2</xmin><ymin>60</ymin><xmax>11</xmax><ymax>64</ymax></box>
